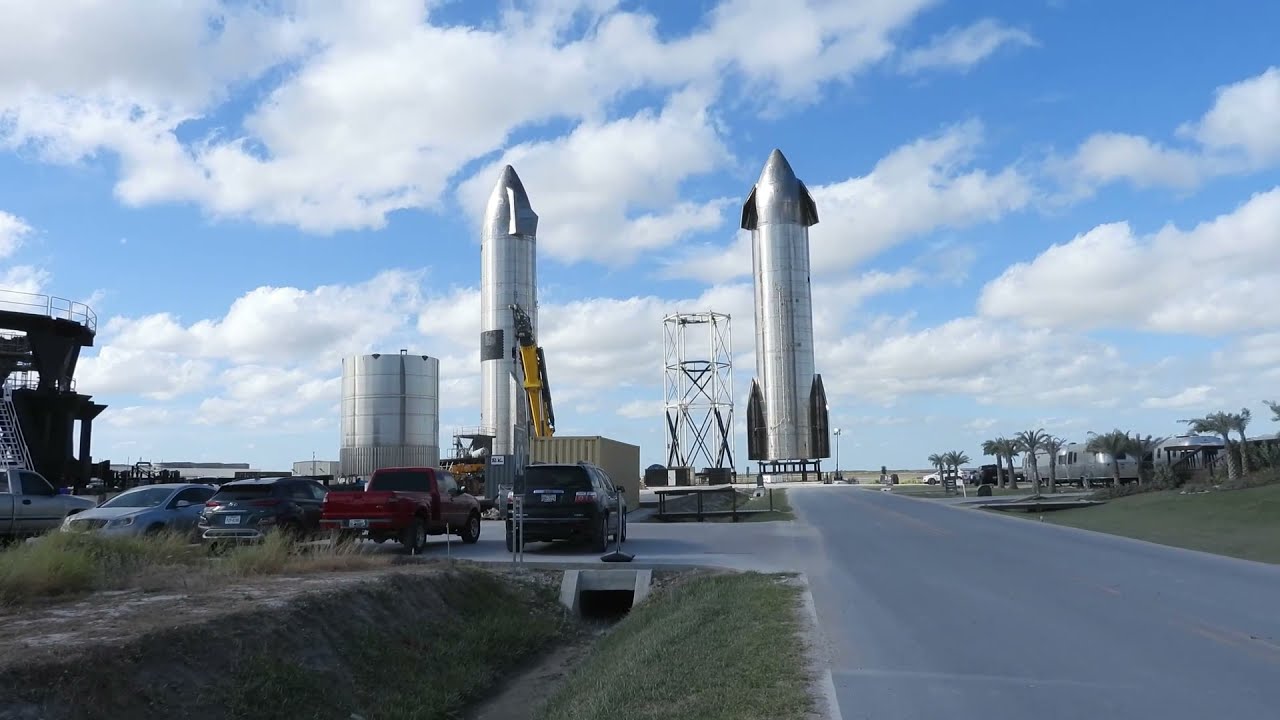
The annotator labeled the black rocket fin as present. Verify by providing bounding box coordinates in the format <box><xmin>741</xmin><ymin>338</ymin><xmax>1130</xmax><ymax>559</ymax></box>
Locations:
<box><xmin>747</xmin><ymin>379</ymin><xmax>767</xmax><ymax>461</ymax></box>
<box><xmin>809</xmin><ymin>374</ymin><xmax>830</xmax><ymax>459</ymax></box>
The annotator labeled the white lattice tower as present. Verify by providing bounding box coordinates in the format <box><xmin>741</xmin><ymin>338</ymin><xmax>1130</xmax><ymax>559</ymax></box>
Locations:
<box><xmin>662</xmin><ymin>311</ymin><xmax>734</xmax><ymax>470</ymax></box>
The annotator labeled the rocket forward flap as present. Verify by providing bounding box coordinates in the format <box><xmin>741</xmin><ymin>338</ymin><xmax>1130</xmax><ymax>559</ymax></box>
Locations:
<box><xmin>809</xmin><ymin>374</ymin><xmax>830</xmax><ymax>459</ymax></box>
<box><xmin>740</xmin><ymin>187</ymin><xmax>758</xmax><ymax>231</ymax></box>
<box><xmin>747</xmin><ymin>379</ymin><xmax>767</xmax><ymax>461</ymax></box>
<box><xmin>797</xmin><ymin>180</ymin><xmax>819</xmax><ymax>226</ymax></box>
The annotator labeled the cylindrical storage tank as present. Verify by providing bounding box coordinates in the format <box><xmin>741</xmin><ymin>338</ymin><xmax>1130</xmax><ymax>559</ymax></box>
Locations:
<box><xmin>340</xmin><ymin>352</ymin><xmax>440</xmax><ymax>478</ymax></box>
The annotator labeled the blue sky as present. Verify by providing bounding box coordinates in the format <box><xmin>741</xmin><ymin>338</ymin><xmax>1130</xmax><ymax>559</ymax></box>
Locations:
<box><xmin>1</xmin><ymin>0</ymin><xmax>1278</xmax><ymax>473</ymax></box>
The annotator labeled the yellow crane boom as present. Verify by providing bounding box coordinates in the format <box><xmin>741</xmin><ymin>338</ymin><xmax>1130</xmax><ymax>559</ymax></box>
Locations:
<box><xmin>510</xmin><ymin>304</ymin><xmax>556</xmax><ymax>438</ymax></box>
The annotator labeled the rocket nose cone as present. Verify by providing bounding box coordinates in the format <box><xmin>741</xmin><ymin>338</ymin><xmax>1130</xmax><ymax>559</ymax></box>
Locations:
<box><xmin>484</xmin><ymin>164</ymin><xmax>538</xmax><ymax>236</ymax></box>
<box><xmin>741</xmin><ymin>148</ymin><xmax>818</xmax><ymax>229</ymax></box>
<box><xmin>490</xmin><ymin>165</ymin><xmax>533</xmax><ymax>211</ymax></box>
<box><xmin>759</xmin><ymin>148</ymin><xmax>798</xmax><ymax>186</ymax></box>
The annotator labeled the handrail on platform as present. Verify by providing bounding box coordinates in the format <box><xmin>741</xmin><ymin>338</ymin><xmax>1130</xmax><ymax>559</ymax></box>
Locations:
<box><xmin>0</xmin><ymin>289</ymin><xmax>97</xmax><ymax>333</ymax></box>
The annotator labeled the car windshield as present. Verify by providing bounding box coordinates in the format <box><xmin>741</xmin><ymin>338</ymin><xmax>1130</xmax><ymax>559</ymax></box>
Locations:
<box><xmin>524</xmin><ymin>466</ymin><xmax>590</xmax><ymax>491</ymax></box>
<box><xmin>211</xmin><ymin>484</ymin><xmax>277</xmax><ymax>501</ymax></box>
<box><xmin>101</xmin><ymin>487</ymin><xmax>173</xmax><ymax>509</ymax></box>
<box><xmin>369</xmin><ymin>471</ymin><xmax>431</xmax><ymax>492</ymax></box>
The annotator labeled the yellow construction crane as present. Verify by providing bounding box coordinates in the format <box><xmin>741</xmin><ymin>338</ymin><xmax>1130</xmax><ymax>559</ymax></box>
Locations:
<box><xmin>510</xmin><ymin>304</ymin><xmax>556</xmax><ymax>438</ymax></box>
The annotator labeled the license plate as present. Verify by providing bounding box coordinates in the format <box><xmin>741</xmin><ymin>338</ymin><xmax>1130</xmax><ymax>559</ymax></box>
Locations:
<box><xmin>541</xmin><ymin>494</ymin><xmax>558</xmax><ymax>503</ymax></box>
<box><xmin>347</xmin><ymin>519</ymin><xmax>368</xmax><ymax>528</ymax></box>
<box><xmin>224</xmin><ymin>515</ymin><xmax>241</xmax><ymax>525</ymax></box>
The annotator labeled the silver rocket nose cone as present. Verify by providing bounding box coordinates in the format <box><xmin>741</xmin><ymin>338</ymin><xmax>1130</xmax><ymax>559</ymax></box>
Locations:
<box><xmin>759</xmin><ymin>148</ymin><xmax>799</xmax><ymax>187</ymax></box>
<box><xmin>741</xmin><ymin>148</ymin><xmax>818</xmax><ymax>230</ymax></box>
<box><xmin>485</xmin><ymin>164</ymin><xmax>538</xmax><ymax>237</ymax></box>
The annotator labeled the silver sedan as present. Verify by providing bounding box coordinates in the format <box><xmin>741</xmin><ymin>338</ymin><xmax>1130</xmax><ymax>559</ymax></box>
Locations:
<box><xmin>61</xmin><ymin>483</ymin><xmax>217</xmax><ymax>536</ymax></box>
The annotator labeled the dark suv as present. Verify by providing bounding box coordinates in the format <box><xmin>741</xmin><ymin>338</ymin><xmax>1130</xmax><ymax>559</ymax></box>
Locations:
<box><xmin>198</xmin><ymin>477</ymin><xmax>328</xmax><ymax>545</ymax></box>
<box><xmin>506</xmin><ymin>462</ymin><xmax>626</xmax><ymax>552</ymax></box>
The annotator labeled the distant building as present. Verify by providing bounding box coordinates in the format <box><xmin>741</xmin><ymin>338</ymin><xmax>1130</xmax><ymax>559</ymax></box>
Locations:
<box><xmin>293</xmin><ymin>460</ymin><xmax>339</xmax><ymax>476</ymax></box>
<box><xmin>108</xmin><ymin>461</ymin><xmax>260</xmax><ymax>480</ymax></box>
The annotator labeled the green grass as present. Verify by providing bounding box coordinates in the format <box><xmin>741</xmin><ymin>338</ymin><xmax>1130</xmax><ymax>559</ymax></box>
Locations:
<box><xmin>0</xmin><ymin>529</ymin><xmax>391</xmax><ymax>606</ymax></box>
<box><xmin>1039</xmin><ymin>483</ymin><xmax>1280</xmax><ymax>563</ymax></box>
<box><xmin>538</xmin><ymin>572</ymin><xmax>813</xmax><ymax>720</ymax></box>
<box><xmin>223</xmin><ymin>569</ymin><xmax>566</xmax><ymax>720</ymax></box>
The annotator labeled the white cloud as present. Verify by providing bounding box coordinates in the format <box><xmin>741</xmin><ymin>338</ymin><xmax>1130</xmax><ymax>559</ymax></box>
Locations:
<box><xmin>1066</xmin><ymin>133</ymin><xmax>1206</xmax><ymax>191</ymax></box>
<box><xmin>1058</xmin><ymin>66</ymin><xmax>1280</xmax><ymax>193</ymax></box>
<box><xmin>618</xmin><ymin>400</ymin><xmax>662</xmax><ymax>419</ymax></box>
<box><xmin>456</xmin><ymin>90</ymin><xmax>733</xmax><ymax>265</ymax></box>
<box><xmin>819</xmin><ymin>315</ymin><xmax>1153</xmax><ymax>407</ymax></box>
<box><xmin>1181</xmin><ymin>66</ymin><xmax>1280</xmax><ymax>164</ymax></box>
<box><xmin>900</xmin><ymin>18</ymin><xmax>1037</xmax><ymax>74</ymax></box>
<box><xmin>102</xmin><ymin>406</ymin><xmax>175</xmax><ymax>430</ymax></box>
<box><xmin>78</xmin><ymin>271</ymin><xmax>429</xmax><ymax>430</ymax></box>
<box><xmin>99</xmin><ymin>270</ymin><xmax>425</xmax><ymax>364</ymax></box>
<box><xmin>962</xmin><ymin>418</ymin><xmax>999</xmax><ymax>433</ymax></box>
<box><xmin>0</xmin><ymin>211</ymin><xmax>32</xmax><ymax>259</ymax></box>
<box><xmin>0</xmin><ymin>267</ymin><xmax>49</xmax><ymax>298</ymax></box>
<box><xmin>76</xmin><ymin>347</ymin><xmax>214</xmax><ymax>401</ymax></box>
<box><xmin>1141</xmin><ymin>385</ymin><xmax>1214</xmax><ymax>410</ymax></box>
<box><xmin>664</xmin><ymin>121</ymin><xmax>1033</xmax><ymax>282</ymax></box>
<box><xmin>0</xmin><ymin>0</ymin><xmax>936</xmax><ymax>235</ymax></box>
<box><xmin>978</xmin><ymin>186</ymin><xmax>1280</xmax><ymax>335</ymax></box>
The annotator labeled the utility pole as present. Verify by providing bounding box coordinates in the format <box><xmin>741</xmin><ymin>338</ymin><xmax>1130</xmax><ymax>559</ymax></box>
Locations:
<box><xmin>833</xmin><ymin>428</ymin><xmax>842</xmax><ymax>480</ymax></box>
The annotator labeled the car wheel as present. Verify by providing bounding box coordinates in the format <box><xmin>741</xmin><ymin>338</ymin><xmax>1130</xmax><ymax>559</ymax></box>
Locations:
<box><xmin>592</xmin><ymin>513</ymin><xmax>609</xmax><ymax>553</ymax></box>
<box><xmin>402</xmin><ymin>517</ymin><xmax>428</xmax><ymax>553</ymax></box>
<box><xmin>144</xmin><ymin>523</ymin><xmax>164</xmax><ymax>536</ymax></box>
<box><xmin>461</xmin><ymin>512</ymin><xmax>481</xmax><ymax>544</ymax></box>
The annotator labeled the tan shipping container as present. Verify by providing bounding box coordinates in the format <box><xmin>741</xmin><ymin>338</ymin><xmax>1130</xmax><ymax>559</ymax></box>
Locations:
<box><xmin>530</xmin><ymin>436</ymin><xmax>641</xmax><ymax>503</ymax></box>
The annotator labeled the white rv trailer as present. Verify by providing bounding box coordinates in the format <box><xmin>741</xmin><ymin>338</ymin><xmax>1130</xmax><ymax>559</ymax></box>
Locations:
<box><xmin>1026</xmin><ymin>443</ymin><xmax>1140</xmax><ymax>487</ymax></box>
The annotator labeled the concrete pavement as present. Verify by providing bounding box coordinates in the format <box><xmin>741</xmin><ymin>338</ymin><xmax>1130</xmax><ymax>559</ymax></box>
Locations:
<box><xmin>790</xmin><ymin>487</ymin><xmax>1280</xmax><ymax>720</ymax></box>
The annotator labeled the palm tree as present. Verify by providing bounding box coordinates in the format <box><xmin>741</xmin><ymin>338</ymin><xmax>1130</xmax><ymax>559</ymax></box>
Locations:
<box><xmin>944</xmin><ymin>450</ymin><xmax>972</xmax><ymax>488</ymax></box>
<box><xmin>927</xmin><ymin>453</ymin><xmax>945</xmax><ymax>483</ymax></box>
<box><xmin>1265</xmin><ymin>400</ymin><xmax>1280</xmax><ymax>422</ymax></box>
<box><xmin>1015</xmin><ymin>429</ymin><xmax>1049</xmax><ymax>495</ymax></box>
<box><xmin>1086</xmin><ymin>429</ymin><xmax>1136</xmax><ymax>487</ymax></box>
<box><xmin>995</xmin><ymin>437</ymin><xmax>1020</xmax><ymax>490</ymax></box>
<box><xmin>1232</xmin><ymin>408</ymin><xmax>1253</xmax><ymax>473</ymax></box>
<box><xmin>982</xmin><ymin>438</ymin><xmax>1007</xmax><ymax>488</ymax></box>
<box><xmin>1131</xmin><ymin>434</ymin><xmax>1164</xmax><ymax>485</ymax></box>
<box><xmin>1043</xmin><ymin>435</ymin><xmax>1066</xmax><ymax>493</ymax></box>
<box><xmin>1181</xmin><ymin>412</ymin><xmax>1239</xmax><ymax>481</ymax></box>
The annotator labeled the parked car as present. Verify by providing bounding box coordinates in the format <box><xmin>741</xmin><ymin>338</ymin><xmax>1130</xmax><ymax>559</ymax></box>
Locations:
<box><xmin>198</xmin><ymin>477</ymin><xmax>328</xmax><ymax>545</ymax></box>
<box><xmin>320</xmin><ymin>466</ymin><xmax>481</xmax><ymax>548</ymax></box>
<box><xmin>2</xmin><ymin>467</ymin><xmax>95</xmax><ymax>541</ymax></box>
<box><xmin>61</xmin><ymin>483</ymin><xmax>215</xmax><ymax>536</ymax></box>
<box><xmin>506</xmin><ymin>462</ymin><xmax>626</xmax><ymax>553</ymax></box>
<box><xmin>320</xmin><ymin>467</ymin><xmax>481</xmax><ymax>552</ymax></box>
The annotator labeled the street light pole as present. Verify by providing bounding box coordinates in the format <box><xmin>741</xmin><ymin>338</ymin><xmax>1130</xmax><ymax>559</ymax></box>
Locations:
<box><xmin>833</xmin><ymin>428</ymin><xmax>842</xmax><ymax>480</ymax></box>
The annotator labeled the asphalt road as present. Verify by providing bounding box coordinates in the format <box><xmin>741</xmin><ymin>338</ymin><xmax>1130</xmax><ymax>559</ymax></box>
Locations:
<box><xmin>790</xmin><ymin>487</ymin><xmax>1280</xmax><ymax>720</ymax></box>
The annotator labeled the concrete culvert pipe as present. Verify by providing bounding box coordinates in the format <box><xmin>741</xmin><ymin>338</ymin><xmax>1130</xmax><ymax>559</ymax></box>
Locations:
<box><xmin>559</xmin><ymin>569</ymin><xmax>652</xmax><ymax>620</ymax></box>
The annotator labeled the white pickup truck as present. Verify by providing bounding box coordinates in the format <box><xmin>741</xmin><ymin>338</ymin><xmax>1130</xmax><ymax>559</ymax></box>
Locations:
<box><xmin>1</xmin><ymin>467</ymin><xmax>96</xmax><ymax>541</ymax></box>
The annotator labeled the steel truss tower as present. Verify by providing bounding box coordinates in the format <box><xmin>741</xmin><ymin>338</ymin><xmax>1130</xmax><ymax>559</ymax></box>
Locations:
<box><xmin>663</xmin><ymin>311</ymin><xmax>734</xmax><ymax>470</ymax></box>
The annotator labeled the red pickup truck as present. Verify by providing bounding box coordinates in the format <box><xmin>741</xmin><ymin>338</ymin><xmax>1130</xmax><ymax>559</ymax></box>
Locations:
<box><xmin>319</xmin><ymin>467</ymin><xmax>482</xmax><ymax>552</ymax></box>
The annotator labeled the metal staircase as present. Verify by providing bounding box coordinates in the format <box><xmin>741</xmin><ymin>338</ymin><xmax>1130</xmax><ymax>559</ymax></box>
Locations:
<box><xmin>0</xmin><ymin>385</ymin><xmax>32</xmax><ymax>470</ymax></box>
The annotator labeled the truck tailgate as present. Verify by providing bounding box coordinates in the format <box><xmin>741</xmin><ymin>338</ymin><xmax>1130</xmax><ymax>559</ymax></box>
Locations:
<box><xmin>320</xmin><ymin>491</ymin><xmax>401</xmax><ymax>520</ymax></box>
